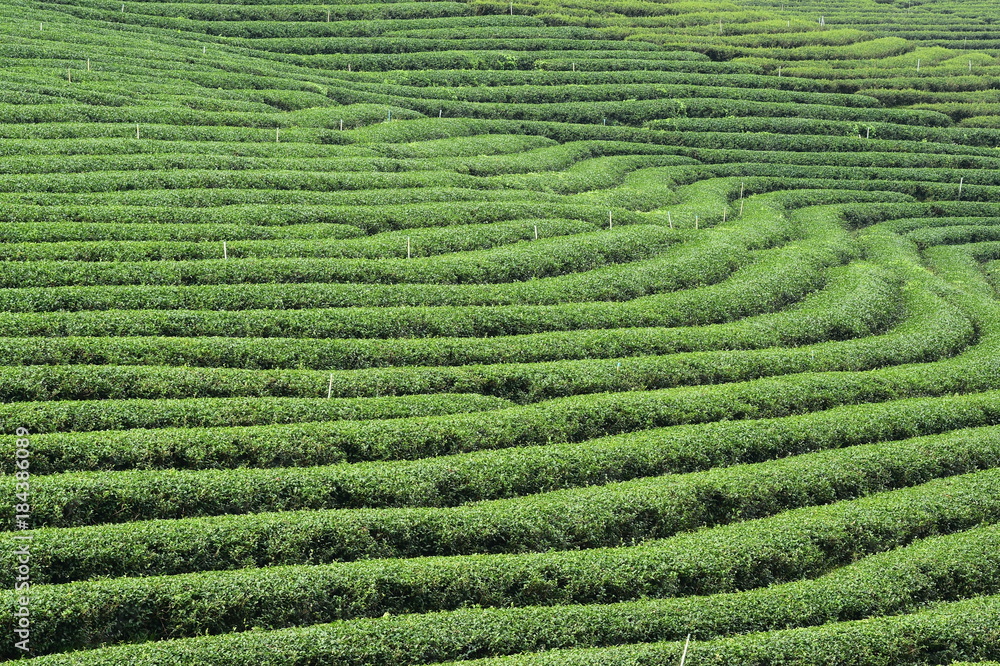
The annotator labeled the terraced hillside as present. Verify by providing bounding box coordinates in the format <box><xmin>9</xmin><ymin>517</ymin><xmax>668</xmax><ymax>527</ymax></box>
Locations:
<box><xmin>3</xmin><ymin>0</ymin><xmax>1000</xmax><ymax>663</ymax></box>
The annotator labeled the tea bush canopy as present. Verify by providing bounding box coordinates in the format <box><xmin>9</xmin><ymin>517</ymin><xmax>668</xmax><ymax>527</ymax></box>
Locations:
<box><xmin>3</xmin><ymin>0</ymin><xmax>1000</xmax><ymax>663</ymax></box>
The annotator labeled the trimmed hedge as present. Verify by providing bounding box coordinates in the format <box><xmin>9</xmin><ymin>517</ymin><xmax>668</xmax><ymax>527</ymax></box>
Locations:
<box><xmin>9</xmin><ymin>522</ymin><xmax>1000</xmax><ymax>660</ymax></box>
<box><xmin>4</xmin><ymin>470</ymin><xmax>1000</xmax><ymax>653</ymax></box>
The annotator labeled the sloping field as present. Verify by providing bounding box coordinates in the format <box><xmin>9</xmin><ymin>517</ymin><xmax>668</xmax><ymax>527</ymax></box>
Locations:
<box><xmin>2</xmin><ymin>0</ymin><xmax>1000</xmax><ymax>663</ymax></box>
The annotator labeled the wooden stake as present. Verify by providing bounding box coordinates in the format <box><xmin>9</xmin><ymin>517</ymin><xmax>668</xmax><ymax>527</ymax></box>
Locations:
<box><xmin>777</xmin><ymin>66</ymin><xmax>781</xmax><ymax>77</ymax></box>
<box><xmin>339</xmin><ymin>118</ymin><xmax>343</xmax><ymax>130</ymax></box>
<box><xmin>223</xmin><ymin>241</ymin><xmax>227</xmax><ymax>259</ymax></box>
<box><xmin>276</xmin><ymin>127</ymin><xmax>280</xmax><ymax>142</ymax></box>
<box><xmin>406</xmin><ymin>237</ymin><xmax>411</xmax><ymax>259</ymax></box>
<box><xmin>509</xmin><ymin>1</ymin><xmax>513</xmax><ymax>15</ymax></box>
<box><xmin>327</xmin><ymin>374</ymin><xmax>334</xmax><ymax>399</ymax></box>
<box><xmin>347</xmin><ymin>63</ymin><xmax>351</xmax><ymax>72</ymax></box>
<box><xmin>958</xmin><ymin>176</ymin><xmax>964</xmax><ymax>198</ymax></box>
<box><xmin>739</xmin><ymin>181</ymin><xmax>744</xmax><ymax>199</ymax></box>
<box><xmin>609</xmin><ymin>211</ymin><xmax>612</xmax><ymax>229</ymax></box>
<box><xmin>969</xmin><ymin>60</ymin><xmax>973</xmax><ymax>72</ymax></box>
<box><xmin>87</xmin><ymin>58</ymin><xmax>91</xmax><ymax>71</ymax></box>
<box><xmin>667</xmin><ymin>211</ymin><xmax>672</xmax><ymax>228</ymax></box>
<box><xmin>572</xmin><ymin>63</ymin><xmax>575</xmax><ymax>71</ymax></box>
<box><xmin>722</xmin><ymin>208</ymin><xmax>727</xmax><ymax>223</ymax></box>
<box><xmin>67</xmin><ymin>68</ymin><xmax>71</xmax><ymax>83</ymax></box>
<box><xmin>327</xmin><ymin>9</ymin><xmax>331</xmax><ymax>22</ymax></box>
<box><xmin>679</xmin><ymin>634</ymin><xmax>692</xmax><ymax>666</ymax></box>
<box><xmin>740</xmin><ymin>199</ymin><xmax>745</xmax><ymax>215</ymax></box>
<box><xmin>121</xmin><ymin>3</ymin><xmax>124</xmax><ymax>11</ymax></box>
<box><xmin>439</xmin><ymin>109</ymin><xmax>442</xmax><ymax>118</ymax></box>
<box><xmin>533</xmin><ymin>224</ymin><xmax>538</xmax><ymax>240</ymax></box>
<box><xmin>917</xmin><ymin>58</ymin><xmax>921</xmax><ymax>72</ymax></box>
<box><xmin>202</xmin><ymin>45</ymin><xmax>206</xmax><ymax>54</ymax></box>
<box><xmin>136</xmin><ymin>123</ymin><xmax>139</xmax><ymax>139</ymax></box>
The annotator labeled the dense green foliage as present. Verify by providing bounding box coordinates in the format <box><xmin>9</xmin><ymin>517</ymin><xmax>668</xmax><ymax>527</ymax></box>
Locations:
<box><xmin>3</xmin><ymin>0</ymin><xmax>1000</xmax><ymax>663</ymax></box>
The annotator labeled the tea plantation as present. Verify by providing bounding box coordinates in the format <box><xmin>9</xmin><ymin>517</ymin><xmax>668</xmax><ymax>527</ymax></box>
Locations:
<box><xmin>3</xmin><ymin>0</ymin><xmax>1000</xmax><ymax>663</ymax></box>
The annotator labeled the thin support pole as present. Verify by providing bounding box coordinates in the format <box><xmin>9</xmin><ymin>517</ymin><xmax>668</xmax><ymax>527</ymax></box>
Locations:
<box><xmin>679</xmin><ymin>634</ymin><xmax>692</xmax><ymax>666</ymax></box>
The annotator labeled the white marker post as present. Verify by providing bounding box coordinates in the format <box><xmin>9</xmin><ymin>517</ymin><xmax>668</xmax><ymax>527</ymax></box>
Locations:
<box><xmin>679</xmin><ymin>634</ymin><xmax>692</xmax><ymax>666</ymax></box>
<box><xmin>87</xmin><ymin>58</ymin><xmax>91</xmax><ymax>71</ymax></box>
<box><xmin>609</xmin><ymin>211</ymin><xmax>612</xmax><ymax>230</ymax></box>
<box><xmin>223</xmin><ymin>241</ymin><xmax>227</xmax><ymax>259</ymax></box>
<box><xmin>739</xmin><ymin>180</ymin><xmax>744</xmax><ymax>200</ymax></box>
<box><xmin>866</xmin><ymin>127</ymin><xmax>870</xmax><ymax>139</ymax></box>
<box><xmin>407</xmin><ymin>237</ymin><xmax>411</xmax><ymax>259</ymax></box>
<box><xmin>533</xmin><ymin>224</ymin><xmax>538</xmax><ymax>240</ymax></box>
<box><xmin>667</xmin><ymin>211</ymin><xmax>673</xmax><ymax>229</ymax></box>
<box><xmin>276</xmin><ymin>127</ymin><xmax>280</xmax><ymax>143</ymax></box>
<box><xmin>339</xmin><ymin>119</ymin><xmax>343</xmax><ymax>130</ymax></box>
<box><xmin>739</xmin><ymin>199</ymin><xmax>745</xmax><ymax>215</ymax></box>
<box><xmin>67</xmin><ymin>68</ymin><xmax>71</xmax><ymax>83</ymax></box>
<box><xmin>327</xmin><ymin>9</ymin><xmax>331</xmax><ymax>22</ymax></box>
<box><xmin>958</xmin><ymin>176</ymin><xmax>964</xmax><ymax>199</ymax></box>
<box><xmin>327</xmin><ymin>374</ymin><xmax>334</xmax><ymax>399</ymax></box>
<box><xmin>917</xmin><ymin>58</ymin><xmax>921</xmax><ymax>72</ymax></box>
<box><xmin>722</xmin><ymin>208</ymin><xmax>727</xmax><ymax>223</ymax></box>
<box><xmin>136</xmin><ymin>123</ymin><xmax>140</xmax><ymax>139</ymax></box>
<box><xmin>694</xmin><ymin>215</ymin><xmax>698</xmax><ymax>229</ymax></box>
